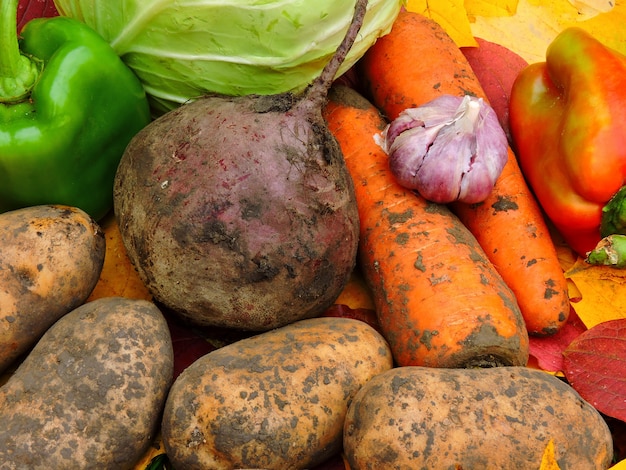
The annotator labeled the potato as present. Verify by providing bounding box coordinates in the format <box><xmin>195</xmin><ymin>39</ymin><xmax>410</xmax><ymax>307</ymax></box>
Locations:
<box><xmin>0</xmin><ymin>297</ymin><xmax>174</xmax><ymax>469</ymax></box>
<box><xmin>161</xmin><ymin>317</ymin><xmax>393</xmax><ymax>470</ymax></box>
<box><xmin>343</xmin><ymin>366</ymin><xmax>614</xmax><ymax>469</ymax></box>
<box><xmin>0</xmin><ymin>205</ymin><xmax>105</xmax><ymax>374</ymax></box>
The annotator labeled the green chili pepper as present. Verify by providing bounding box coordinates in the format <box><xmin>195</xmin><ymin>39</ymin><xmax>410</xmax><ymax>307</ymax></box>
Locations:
<box><xmin>0</xmin><ymin>0</ymin><xmax>151</xmax><ymax>220</ymax></box>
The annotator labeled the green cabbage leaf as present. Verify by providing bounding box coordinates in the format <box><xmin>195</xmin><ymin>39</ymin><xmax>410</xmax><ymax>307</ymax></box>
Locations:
<box><xmin>53</xmin><ymin>0</ymin><xmax>404</xmax><ymax>112</ymax></box>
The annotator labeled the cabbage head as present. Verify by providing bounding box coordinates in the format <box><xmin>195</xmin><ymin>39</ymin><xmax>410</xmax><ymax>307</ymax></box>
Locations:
<box><xmin>52</xmin><ymin>0</ymin><xmax>404</xmax><ymax>113</ymax></box>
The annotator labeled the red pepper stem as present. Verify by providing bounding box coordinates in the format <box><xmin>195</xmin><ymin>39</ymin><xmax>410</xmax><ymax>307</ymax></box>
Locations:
<box><xmin>600</xmin><ymin>185</ymin><xmax>626</xmax><ymax>238</ymax></box>
<box><xmin>0</xmin><ymin>0</ymin><xmax>41</xmax><ymax>103</ymax></box>
<box><xmin>586</xmin><ymin>234</ymin><xmax>626</xmax><ymax>268</ymax></box>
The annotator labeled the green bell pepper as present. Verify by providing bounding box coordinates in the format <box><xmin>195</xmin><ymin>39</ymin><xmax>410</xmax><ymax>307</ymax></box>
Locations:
<box><xmin>0</xmin><ymin>0</ymin><xmax>151</xmax><ymax>220</ymax></box>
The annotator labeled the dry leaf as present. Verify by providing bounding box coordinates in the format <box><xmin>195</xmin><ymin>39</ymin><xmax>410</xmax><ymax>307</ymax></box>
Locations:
<box><xmin>609</xmin><ymin>458</ymin><xmax>626</xmax><ymax>470</ymax></box>
<box><xmin>539</xmin><ymin>439</ymin><xmax>561</xmax><ymax>470</ymax></box>
<box><xmin>405</xmin><ymin>0</ymin><xmax>478</xmax><ymax>46</ymax></box>
<box><xmin>562</xmin><ymin>319</ymin><xmax>626</xmax><ymax>422</ymax></box>
<box><xmin>334</xmin><ymin>268</ymin><xmax>376</xmax><ymax>310</ymax></box>
<box><xmin>565</xmin><ymin>258</ymin><xmax>626</xmax><ymax>329</ymax></box>
<box><xmin>528</xmin><ymin>308</ymin><xmax>587</xmax><ymax>373</ymax></box>
<box><xmin>17</xmin><ymin>0</ymin><xmax>58</xmax><ymax>31</ymax></box>
<box><xmin>164</xmin><ymin>312</ymin><xmax>217</xmax><ymax>379</ymax></box>
<box><xmin>461</xmin><ymin>37</ymin><xmax>528</xmax><ymax>142</ymax></box>
<box><xmin>464</xmin><ymin>0</ymin><xmax>518</xmax><ymax>17</ymax></box>
<box><xmin>86</xmin><ymin>213</ymin><xmax>153</xmax><ymax>302</ymax></box>
<box><xmin>469</xmin><ymin>0</ymin><xmax>626</xmax><ymax>63</ymax></box>
<box><xmin>568</xmin><ymin>0</ymin><xmax>615</xmax><ymax>17</ymax></box>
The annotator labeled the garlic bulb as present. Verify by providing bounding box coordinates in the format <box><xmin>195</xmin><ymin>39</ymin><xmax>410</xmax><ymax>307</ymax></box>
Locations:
<box><xmin>382</xmin><ymin>94</ymin><xmax>508</xmax><ymax>204</ymax></box>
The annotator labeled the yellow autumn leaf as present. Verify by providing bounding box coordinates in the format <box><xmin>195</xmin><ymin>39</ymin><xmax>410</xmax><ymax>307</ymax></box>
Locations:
<box><xmin>569</xmin><ymin>0</ymin><xmax>616</xmax><ymax>17</ymax></box>
<box><xmin>609</xmin><ymin>458</ymin><xmax>626</xmax><ymax>470</ymax></box>
<box><xmin>335</xmin><ymin>268</ymin><xmax>376</xmax><ymax>310</ymax></box>
<box><xmin>565</xmin><ymin>257</ymin><xmax>626</xmax><ymax>329</ymax></box>
<box><xmin>464</xmin><ymin>0</ymin><xmax>518</xmax><ymax>17</ymax></box>
<box><xmin>405</xmin><ymin>0</ymin><xmax>477</xmax><ymax>46</ymax></box>
<box><xmin>86</xmin><ymin>212</ymin><xmax>152</xmax><ymax>302</ymax></box>
<box><xmin>539</xmin><ymin>439</ymin><xmax>560</xmax><ymax>470</ymax></box>
<box><xmin>469</xmin><ymin>0</ymin><xmax>626</xmax><ymax>63</ymax></box>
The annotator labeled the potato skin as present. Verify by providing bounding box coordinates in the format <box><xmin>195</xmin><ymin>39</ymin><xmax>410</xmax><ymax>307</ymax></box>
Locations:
<box><xmin>161</xmin><ymin>317</ymin><xmax>393</xmax><ymax>470</ymax></box>
<box><xmin>343</xmin><ymin>366</ymin><xmax>614</xmax><ymax>469</ymax></box>
<box><xmin>0</xmin><ymin>297</ymin><xmax>174</xmax><ymax>469</ymax></box>
<box><xmin>0</xmin><ymin>205</ymin><xmax>106</xmax><ymax>374</ymax></box>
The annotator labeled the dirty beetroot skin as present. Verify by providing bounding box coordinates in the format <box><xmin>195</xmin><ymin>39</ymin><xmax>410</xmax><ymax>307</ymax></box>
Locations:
<box><xmin>114</xmin><ymin>98</ymin><xmax>359</xmax><ymax>331</ymax></box>
<box><xmin>113</xmin><ymin>0</ymin><xmax>367</xmax><ymax>331</ymax></box>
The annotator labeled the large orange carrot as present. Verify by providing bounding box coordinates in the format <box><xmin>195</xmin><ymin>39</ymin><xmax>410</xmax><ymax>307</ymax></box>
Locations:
<box><xmin>358</xmin><ymin>10</ymin><xmax>569</xmax><ymax>335</ymax></box>
<box><xmin>323</xmin><ymin>85</ymin><xmax>529</xmax><ymax>368</ymax></box>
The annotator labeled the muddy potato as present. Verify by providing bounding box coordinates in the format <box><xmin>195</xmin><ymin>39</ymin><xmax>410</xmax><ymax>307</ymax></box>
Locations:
<box><xmin>0</xmin><ymin>205</ymin><xmax>106</xmax><ymax>374</ymax></box>
<box><xmin>162</xmin><ymin>317</ymin><xmax>393</xmax><ymax>470</ymax></box>
<box><xmin>0</xmin><ymin>297</ymin><xmax>174</xmax><ymax>469</ymax></box>
<box><xmin>343</xmin><ymin>366</ymin><xmax>614</xmax><ymax>469</ymax></box>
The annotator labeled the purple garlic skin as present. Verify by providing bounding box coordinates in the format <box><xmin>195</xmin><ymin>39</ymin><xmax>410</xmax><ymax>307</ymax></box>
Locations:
<box><xmin>383</xmin><ymin>94</ymin><xmax>508</xmax><ymax>204</ymax></box>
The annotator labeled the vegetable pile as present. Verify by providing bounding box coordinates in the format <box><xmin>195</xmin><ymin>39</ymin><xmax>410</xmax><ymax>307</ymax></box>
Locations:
<box><xmin>359</xmin><ymin>10</ymin><xmax>571</xmax><ymax>337</ymax></box>
<box><xmin>112</xmin><ymin>0</ymin><xmax>369</xmax><ymax>332</ymax></box>
<box><xmin>1</xmin><ymin>1</ymin><xmax>625</xmax><ymax>469</ymax></box>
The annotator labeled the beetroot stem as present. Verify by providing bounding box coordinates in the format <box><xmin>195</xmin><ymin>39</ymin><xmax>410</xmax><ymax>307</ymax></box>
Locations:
<box><xmin>305</xmin><ymin>0</ymin><xmax>368</xmax><ymax>108</ymax></box>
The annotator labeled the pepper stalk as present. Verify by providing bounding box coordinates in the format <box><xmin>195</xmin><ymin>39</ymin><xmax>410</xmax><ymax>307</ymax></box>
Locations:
<box><xmin>0</xmin><ymin>0</ymin><xmax>42</xmax><ymax>103</ymax></box>
<box><xmin>586</xmin><ymin>235</ymin><xmax>626</xmax><ymax>268</ymax></box>
<box><xmin>601</xmin><ymin>186</ymin><xmax>626</xmax><ymax>238</ymax></box>
<box><xmin>586</xmin><ymin>188</ymin><xmax>626</xmax><ymax>268</ymax></box>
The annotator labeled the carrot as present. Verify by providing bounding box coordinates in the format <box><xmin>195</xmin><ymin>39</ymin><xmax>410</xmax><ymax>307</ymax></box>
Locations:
<box><xmin>357</xmin><ymin>10</ymin><xmax>570</xmax><ymax>336</ymax></box>
<box><xmin>323</xmin><ymin>85</ymin><xmax>529</xmax><ymax>368</ymax></box>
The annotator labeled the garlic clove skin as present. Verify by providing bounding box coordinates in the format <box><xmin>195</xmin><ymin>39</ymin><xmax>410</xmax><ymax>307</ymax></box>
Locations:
<box><xmin>383</xmin><ymin>94</ymin><xmax>508</xmax><ymax>204</ymax></box>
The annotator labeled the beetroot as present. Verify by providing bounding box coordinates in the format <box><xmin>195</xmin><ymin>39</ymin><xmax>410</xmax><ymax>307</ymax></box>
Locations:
<box><xmin>113</xmin><ymin>0</ymin><xmax>368</xmax><ymax>330</ymax></box>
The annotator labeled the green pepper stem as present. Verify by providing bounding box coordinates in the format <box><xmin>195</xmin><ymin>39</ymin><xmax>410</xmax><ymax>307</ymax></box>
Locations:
<box><xmin>586</xmin><ymin>234</ymin><xmax>626</xmax><ymax>268</ymax></box>
<box><xmin>600</xmin><ymin>185</ymin><xmax>626</xmax><ymax>238</ymax></box>
<box><xmin>0</xmin><ymin>0</ymin><xmax>41</xmax><ymax>103</ymax></box>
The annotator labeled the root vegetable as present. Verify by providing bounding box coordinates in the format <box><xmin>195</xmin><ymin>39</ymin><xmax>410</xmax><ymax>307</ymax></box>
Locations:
<box><xmin>0</xmin><ymin>204</ymin><xmax>105</xmax><ymax>374</ymax></box>
<box><xmin>0</xmin><ymin>297</ymin><xmax>174</xmax><ymax>469</ymax></box>
<box><xmin>358</xmin><ymin>10</ymin><xmax>570</xmax><ymax>336</ymax></box>
<box><xmin>383</xmin><ymin>94</ymin><xmax>508</xmax><ymax>204</ymax></box>
<box><xmin>113</xmin><ymin>0</ymin><xmax>369</xmax><ymax>331</ymax></box>
<box><xmin>343</xmin><ymin>366</ymin><xmax>614</xmax><ymax>469</ymax></box>
<box><xmin>323</xmin><ymin>85</ymin><xmax>529</xmax><ymax>368</ymax></box>
<box><xmin>161</xmin><ymin>316</ymin><xmax>393</xmax><ymax>470</ymax></box>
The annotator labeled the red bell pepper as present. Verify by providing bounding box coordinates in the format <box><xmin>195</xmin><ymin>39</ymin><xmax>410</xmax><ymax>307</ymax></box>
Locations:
<box><xmin>509</xmin><ymin>27</ymin><xmax>626</xmax><ymax>257</ymax></box>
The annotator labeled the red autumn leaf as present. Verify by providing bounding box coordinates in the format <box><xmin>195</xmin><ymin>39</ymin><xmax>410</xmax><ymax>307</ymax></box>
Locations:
<box><xmin>164</xmin><ymin>312</ymin><xmax>216</xmax><ymax>379</ymax></box>
<box><xmin>563</xmin><ymin>318</ymin><xmax>626</xmax><ymax>422</ymax></box>
<box><xmin>162</xmin><ymin>306</ymin><xmax>256</xmax><ymax>379</ymax></box>
<box><xmin>529</xmin><ymin>307</ymin><xmax>587</xmax><ymax>372</ymax></box>
<box><xmin>17</xmin><ymin>0</ymin><xmax>58</xmax><ymax>32</ymax></box>
<box><xmin>311</xmin><ymin>453</ymin><xmax>348</xmax><ymax>470</ymax></box>
<box><xmin>461</xmin><ymin>37</ymin><xmax>528</xmax><ymax>143</ymax></box>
